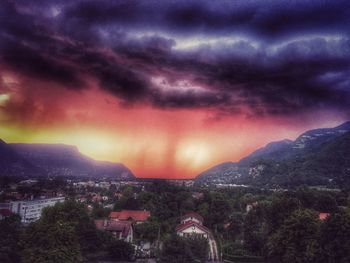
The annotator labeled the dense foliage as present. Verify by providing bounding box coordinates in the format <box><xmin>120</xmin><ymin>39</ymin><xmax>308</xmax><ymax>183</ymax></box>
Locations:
<box><xmin>108</xmin><ymin>240</ymin><xmax>134</xmax><ymax>261</ymax></box>
<box><xmin>161</xmin><ymin>234</ymin><xmax>208</xmax><ymax>263</ymax></box>
<box><xmin>17</xmin><ymin>200</ymin><xmax>133</xmax><ymax>262</ymax></box>
<box><xmin>238</xmin><ymin>192</ymin><xmax>350</xmax><ymax>263</ymax></box>
<box><xmin>1</xmin><ymin>182</ymin><xmax>350</xmax><ymax>263</ymax></box>
<box><xmin>197</xmin><ymin>128</ymin><xmax>350</xmax><ymax>189</ymax></box>
<box><xmin>0</xmin><ymin>215</ymin><xmax>22</xmax><ymax>263</ymax></box>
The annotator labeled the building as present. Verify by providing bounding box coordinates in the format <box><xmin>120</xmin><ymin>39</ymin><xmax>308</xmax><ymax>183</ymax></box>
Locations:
<box><xmin>9</xmin><ymin>197</ymin><xmax>65</xmax><ymax>223</ymax></box>
<box><xmin>109</xmin><ymin>210</ymin><xmax>151</xmax><ymax>224</ymax></box>
<box><xmin>95</xmin><ymin>219</ymin><xmax>133</xmax><ymax>243</ymax></box>
<box><xmin>176</xmin><ymin>212</ymin><xmax>218</xmax><ymax>261</ymax></box>
<box><xmin>191</xmin><ymin>192</ymin><xmax>204</xmax><ymax>200</ymax></box>
<box><xmin>246</xmin><ymin>202</ymin><xmax>258</xmax><ymax>213</ymax></box>
<box><xmin>95</xmin><ymin>210</ymin><xmax>150</xmax><ymax>245</ymax></box>
<box><xmin>0</xmin><ymin>202</ymin><xmax>11</xmax><ymax>210</ymax></box>
<box><xmin>166</xmin><ymin>179</ymin><xmax>195</xmax><ymax>187</ymax></box>
<box><xmin>319</xmin><ymin>212</ymin><xmax>330</xmax><ymax>221</ymax></box>
<box><xmin>0</xmin><ymin>209</ymin><xmax>13</xmax><ymax>220</ymax></box>
<box><xmin>98</xmin><ymin>181</ymin><xmax>111</xmax><ymax>189</ymax></box>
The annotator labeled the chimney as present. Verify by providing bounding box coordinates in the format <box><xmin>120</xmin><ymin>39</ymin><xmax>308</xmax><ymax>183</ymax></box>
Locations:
<box><xmin>103</xmin><ymin>218</ymin><xmax>108</xmax><ymax>227</ymax></box>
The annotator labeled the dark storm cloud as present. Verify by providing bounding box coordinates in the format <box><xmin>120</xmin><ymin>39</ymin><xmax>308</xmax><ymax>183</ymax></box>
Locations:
<box><xmin>59</xmin><ymin>0</ymin><xmax>350</xmax><ymax>38</ymax></box>
<box><xmin>0</xmin><ymin>1</ymin><xmax>83</xmax><ymax>88</ymax></box>
<box><xmin>1</xmin><ymin>0</ymin><xmax>350</xmax><ymax>117</ymax></box>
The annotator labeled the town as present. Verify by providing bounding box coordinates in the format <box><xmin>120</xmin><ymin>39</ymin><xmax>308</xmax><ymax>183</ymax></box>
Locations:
<box><xmin>1</xmin><ymin>175</ymin><xmax>350</xmax><ymax>262</ymax></box>
<box><xmin>1</xmin><ymin>0</ymin><xmax>350</xmax><ymax>262</ymax></box>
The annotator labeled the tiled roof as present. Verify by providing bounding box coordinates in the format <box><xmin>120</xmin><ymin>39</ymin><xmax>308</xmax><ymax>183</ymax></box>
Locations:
<box><xmin>319</xmin><ymin>212</ymin><xmax>330</xmax><ymax>220</ymax></box>
<box><xmin>176</xmin><ymin>220</ymin><xmax>210</xmax><ymax>234</ymax></box>
<box><xmin>109</xmin><ymin>210</ymin><xmax>150</xmax><ymax>221</ymax></box>
<box><xmin>181</xmin><ymin>212</ymin><xmax>204</xmax><ymax>223</ymax></box>
<box><xmin>109</xmin><ymin>211</ymin><xmax>121</xmax><ymax>218</ymax></box>
<box><xmin>95</xmin><ymin>219</ymin><xmax>132</xmax><ymax>238</ymax></box>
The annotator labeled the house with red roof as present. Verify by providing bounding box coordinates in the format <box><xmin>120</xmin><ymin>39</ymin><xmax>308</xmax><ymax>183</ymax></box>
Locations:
<box><xmin>95</xmin><ymin>219</ymin><xmax>133</xmax><ymax>243</ymax></box>
<box><xmin>319</xmin><ymin>212</ymin><xmax>330</xmax><ymax>221</ymax></box>
<box><xmin>176</xmin><ymin>212</ymin><xmax>218</xmax><ymax>261</ymax></box>
<box><xmin>95</xmin><ymin>210</ymin><xmax>150</xmax><ymax>244</ymax></box>
<box><xmin>109</xmin><ymin>209</ymin><xmax>151</xmax><ymax>224</ymax></box>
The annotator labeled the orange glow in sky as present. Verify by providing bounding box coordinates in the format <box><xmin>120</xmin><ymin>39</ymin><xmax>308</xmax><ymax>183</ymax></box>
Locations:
<box><xmin>1</xmin><ymin>1</ymin><xmax>350</xmax><ymax>179</ymax></box>
<box><xmin>0</xmin><ymin>74</ymin><xmax>346</xmax><ymax>179</ymax></box>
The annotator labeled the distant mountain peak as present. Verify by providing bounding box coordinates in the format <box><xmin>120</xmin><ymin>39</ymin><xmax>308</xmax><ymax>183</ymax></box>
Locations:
<box><xmin>0</xmin><ymin>140</ymin><xmax>135</xmax><ymax>179</ymax></box>
<box><xmin>11</xmin><ymin>143</ymin><xmax>80</xmax><ymax>151</ymax></box>
<box><xmin>196</xmin><ymin>121</ymin><xmax>350</xmax><ymax>188</ymax></box>
<box><xmin>335</xmin><ymin>121</ymin><xmax>350</xmax><ymax>130</ymax></box>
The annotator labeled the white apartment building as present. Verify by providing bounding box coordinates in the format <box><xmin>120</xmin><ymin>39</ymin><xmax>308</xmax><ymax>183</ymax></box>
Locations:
<box><xmin>10</xmin><ymin>197</ymin><xmax>65</xmax><ymax>223</ymax></box>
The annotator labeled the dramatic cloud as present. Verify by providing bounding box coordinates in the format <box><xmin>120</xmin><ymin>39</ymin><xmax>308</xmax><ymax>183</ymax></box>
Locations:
<box><xmin>1</xmin><ymin>0</ymin><xmax>349</xmax><ymax>178</ymax></box>
<box><xmin>1</xmin><ymin>0</ymin><xmax>350</xmax><ymax>119</ymax></box>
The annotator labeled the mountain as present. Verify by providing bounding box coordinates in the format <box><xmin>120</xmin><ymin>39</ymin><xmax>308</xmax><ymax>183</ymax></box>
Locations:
<box><xmin>0</xmin><ymin>139</ymin><xmax>40</xmax><ymax>176</ymax></box>
<box><xmin>0</xmin><ymin>140</ymin><xmax>135</xmax><ymax>179</ymax></box>
<box><xmin>239</xmin><ymin>139</ymin><xmax>293</xmax><ymax>165</ymax></box>
<box><xmin>196</xmin><ymin>121</ymin><xmax>350</xmax><ymax>188</ymax></box>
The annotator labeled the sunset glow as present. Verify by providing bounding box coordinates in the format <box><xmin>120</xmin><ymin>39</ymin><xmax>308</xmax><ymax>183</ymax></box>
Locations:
<box><xmin>1</xmin><ymin>1</ymin><xmax>349</xmax><ymax>178</ymax></box>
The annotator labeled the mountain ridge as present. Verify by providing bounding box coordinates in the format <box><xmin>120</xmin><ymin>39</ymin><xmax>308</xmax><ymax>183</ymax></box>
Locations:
<box><xmin>196</xmin><ymin>121</ymin><xmax>350</xmax><ymax>188</ymax></box>
<box><xmin>0</xmin><ymin>140</ymin><xmax>135</xmax><ymax>179</ymax></box>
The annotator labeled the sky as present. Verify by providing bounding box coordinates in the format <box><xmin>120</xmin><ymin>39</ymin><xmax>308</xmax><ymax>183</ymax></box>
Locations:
<box><xmin>0</xmin><ymin>0</ymin><xmax>350</xmax><ymax>178</ymax></box>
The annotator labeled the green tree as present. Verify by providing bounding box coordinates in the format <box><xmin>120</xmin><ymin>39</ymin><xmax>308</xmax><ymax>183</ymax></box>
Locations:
<box><xmin>20</xmin><ymin>200</ymin><xmax>103</xmax><ymax>261</ymax></box>
<box><xmin>91</xmin><ymin>203</ymin><xmax>111</xmax><ymax>219</ymax></box>
<box><xmin>21</xmin><ymin>220</ymin><xmax>82</xmax><ymax>263</ymax></box>
<box><xmin>134</xmin><ymin>218</ymin><xmax>160</xmax><ymax>243</ymax></box>
<box><xmin>243</xmin><ymin>205</ymin><xmax>267</xmax><ymax>255</ymax></box>
<box><xmin>197</xmin><ymin>202</ymin><xmax>209</xmax><ymax>219</ymax></box>
<box><xmin>113</xmin><ymin>196</ymin><xmax>128</xmax><ymax>210</ymax></box>
<box><xmin>40</xmin><ymin>200</ymin><xmax>101</xmax><ymax>256</ymax></box>
<box><xmin>226</xmin><ymin>212</ymin><xmax>244</xmax><ymax>241</ymax></box>
<box><xmin>108</xmin><ymin>240</ymin><xmax>134</xmax><ymax>261</ymax></box>
<box><xmin>161</xmin><ymin>234</ymin><xmax>208</xmax><ymax>263</ymax></box>
<box><xmin>315</xmin><ymin>193</ymin><xmax>338</xmax><ymax>213</ymax></box>
<box><xmin>0</xmin><ymin>215</ymin><xmax>22</xmax><ymax>263</ymax></box>
<box><xmin>319</xmin><ymin>211</ymin><xmax>350</xmax><ymax>263</ymax></box>
<box><xmin>266</xmin><ymin>209</ymin><xmax>320</xmax><ymax>263</ymax></box>
<box><xmin>265</xmin><ymin>195</ymin><xmax>301</xmax><ymax>233</ymax></box>
<box><xmin>205</xmin><ymin>192</ymin><xmax>232</xmax><ymax>227</ymax></box>
<box><xmin>186</xmin><ymin>235</ymin><xmax>209</xmax><ymax>262</ymax></box>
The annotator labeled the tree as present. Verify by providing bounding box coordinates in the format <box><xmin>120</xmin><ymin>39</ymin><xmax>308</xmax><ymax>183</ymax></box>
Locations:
<box><xmin>113</xmin><ymin>196</ymin><xmax>128</xmax><ymax>210</ymax></box>
<box><xmin>265</xmin><ymin>195</ymin><xmax>301</xmax><ymax>233</ymax></box>
<box><xmin>186</xmin><ymin>235</ymin><xmax>209</xmax><ymax>262</ymax></box>
<box><xmin>319</xmin><ymin>211</ymin><xmax>350</xmax><ymax>263</ymax></box>
<box><xmin>21</xmin><ymin>200</ymin><xmax>102</xmax><ymax>261</ymax></box>
<box><xmin>243</xmin><ymin>205</ymin><xmax>267</xmax><ymax>255</ymax></box>
<box><xmin>21</xmin><ymin>220</ymin><xmax>82</xmax><ymax>263</ymax></box>
<box><xmin>108</xmin><ymin>240</ymin><xmax>134</xmax><ymax>261</ymax></box>
<box><xmin>226</xmin><ymin>212</ymin><xmax>244</xmax><ymax>241</ymax></box>
<box><xmin>0</xmin><ymin>215</ymin><xmax>22</xmax><ymax>263</ymax></box>
<box><xmin>40</xmin><ymin>200</ymin><xmax>101</xmax><ymax>255</ymax></box>
<box><xmin>134</xmin><ymin>218</ymin><xmax>160</xmax><ymax>243</ymax></box>
<box><xmin>315</xmin><ymin>193</ymin><xmax>338</xmax><ymax>213</ymax></box>
<box><xmin>205</xmin><ymin>192</ymin><xmax>232</xmax><ymax>227</ymax></box>
<box><xmin>91</xmin><ymin>203</ymin><xmax>111</xmax><ymax>219</ymax></box>
<box><xmin>197</xmin><ymin>202</ymin><xmax>209</xmax><ymax>219</ymax></box>
<box><xmin>161</xmin><ymin>234</ymin><xmax>208</xmax><ymax>263</ymax></box>
<box><xmin>266</xmin><ymin>209</ymin><xmax>320</xmax><ymax>263</ymax></box>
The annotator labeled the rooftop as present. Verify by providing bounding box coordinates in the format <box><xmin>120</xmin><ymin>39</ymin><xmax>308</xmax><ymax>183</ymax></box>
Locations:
<box><xmin>95</xmin><ymin>219</ymin><xmax>132</xmax><ymax>238</ymax></box>
<box><xmin>181</xmin><ymin>211</ymin><xmax>204</xmax><ymax>223</ymax></box>
<box><xmin>176</xmin><ymin>220</ymin><xmax>211</xmax><ymax>235</ymax></box>
<box><xmin>109</xmin><ymin>209</ymin><xmax>151</xmax><ymax>222</ymax></box>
